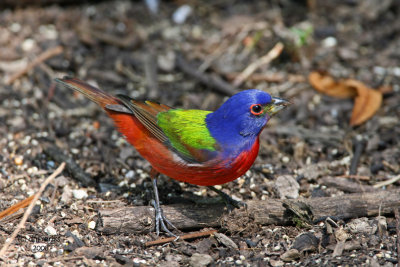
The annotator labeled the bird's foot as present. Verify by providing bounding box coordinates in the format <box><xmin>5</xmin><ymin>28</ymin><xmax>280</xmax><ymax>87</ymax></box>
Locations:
<box><xmin>208</xmin><ymin>186</ymin><xmax>247</xmax><ymax>211</ymax></box>
<box><xmin>151</xmin><ymin>200</ymin><xmax>179</xmax><ymax>237</ymax></box>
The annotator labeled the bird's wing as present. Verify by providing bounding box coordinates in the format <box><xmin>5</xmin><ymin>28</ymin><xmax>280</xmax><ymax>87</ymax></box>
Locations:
<box><xmin>157</xmin><ymin>109</ymin><xmax>220</xmax><ymax>163</ymax></box>
<box><xmin>116</xmin><ymin>96</ymin><xmax>218</xmax><ymax>163</ymax></box>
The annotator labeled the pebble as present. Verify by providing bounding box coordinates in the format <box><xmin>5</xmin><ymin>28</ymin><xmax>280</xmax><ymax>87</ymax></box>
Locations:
<box><xmin>133</xmin><ymin>258</ymin><xmax>146</xmax><ymax>264</ymax></box>
<box><xmin>273</xmin><ymin>175</ymin><xmax>300</xmax><ymax>199</ymax></box>
<box><xmin>281</xmin><ymin>156</ymin><xmax>290</xmax><ymax>163</ymax></box>
<box><xmin>189</xmin><ymin>253</ymin><xmax>213</xmax><ymax>267</ymax></box>
<box><xmin>34</xmin><ymin>252</ymin><xmax>44</xmax><ymax>259</ymax></box>
<box><xmin>281</xmin><ymin>248</ymin><xmax>300</xmax><ymax>262</ymax></box>
<box><xmin>88</xmin><ymin>221</ymin><xmax>96</xmax><ymax>230</ymax></box>
<box><xmin>72</xmin><ymin>189</ymin><xmax>88</xmax><ymax>200</ymax></box>
<box><xmin>38</xmin><ymin>24</ymin><xmax>58</xmax><ymax>39</ymax></box>
<box><xmin>172</xmin><ymin>5</ymin><xmax>192</xmax><ymax>24</ymax></box>
<box><xmin>47</xmin><ymin>161</ymin><xmax>55</xmax><ymax>169</ymax></box>
<box><xmin>322</xmin><ymin>36</ymin><xmax>337</xmax><ymax>47</ymax></box>
<box><xmin>347</xmin><ymin>218</ymin><xmax>376</xmax><ymax>235</ymax></box>
<box><xmin>44</xmin><ymin>225</ymin><xmax>57</xmax><ymax>236</ymax></box>
<box><xmin>215</xmin><ymin>233</ymin><xmax>238</xmax><ymax>249</ymax></box>
<box><xmin>70</xmin><ymin>148</ymin><xmax>80</xmax><ymax>154</ymax></box>
<box><xmin>22</xmin><ymin>38</ymin><xmax>36</xmax><ymax>51</ymax></box>
<box><xmin>270</xmin><ymin>259</ymin><xmax>284</xmax><ymax>267</ymax></box>
<box><xmin>273</xmin><ymin>244</ymin><xmax>281</xmax><ymax>251</ymax></box>
<box><xmin>125</xmin><ymin>170</ymin><xmax>135</xmax><ymax>179</ymax></box>
<box><xmin>14</xmin><ymin>156</ymin><xmax>23</xmax><ymax>166</ymax></box>
<box><xmin>9</xmin><ymin>22</ymin><xmax>21</xmax><ymax>32</ymax></box>
<box><xmin>27</xmin><ymin>167</ymin><xmax>38</xmax><ymax>175</ymax></box>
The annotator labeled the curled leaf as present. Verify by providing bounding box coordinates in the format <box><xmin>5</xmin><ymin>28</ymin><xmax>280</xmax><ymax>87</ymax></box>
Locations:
<box><xmin>309</xmin><ymin>71</ymin><xmax>383</xmax><ymax>126</ymax></box>
<box><xmin>308</xmin><ymin>71</ymin><xmax>357</xmax><ymax>98</ymax></box>
<box><xmin>349</xmin><ymin>81</ymin><xmax>382</xmax><ymax>126</ymax></box>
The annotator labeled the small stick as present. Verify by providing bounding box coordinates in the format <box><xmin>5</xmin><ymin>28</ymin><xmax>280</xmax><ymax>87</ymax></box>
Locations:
<box><xmin>145</xmin><ymin>229</ymin><xmax>217</xmax><ymax>247</ymax></box>
<box><xmin>6</xmin><ymin>46</ymin><xmax>63</xmax><ymax>85</ymax></box>
<box><xmin>394</xmin><ymin>208</ymin><xmax>400</xmax><ymax>265</ymax></box>
<box><xmin>373</xmin><ymin>175</ymin><xmax>400</xmax><ymax>188</ymax></box>
<box><xmin>225</xmin><ymin>72</ymin><xmax>285</xmax><ymax>83</ymax></box>
<box><xmin>176</xmin><ymin>54</ymin><xmax>239</xmax><ymax>96</ymax></box>
<box><xmin>349</xmin><ymin>136</ymin><xmax>366</xmax><ymax>175</ymax></box>
<box><xmin>336</xmin><ymin>175</ymin><xmax>370</xmax><ymax>181</ymax></box>
<box><xmin>0</xmin><ymin>162</ymin><xmax>65</xmax><ymax>259</ymax></box>
<box><xmin>86</xmin><ymin>200</ymin><xmax>122</xmax><ymax>203</ymax></box>
<box><xmin>233</xmin><ymin>42</ymin><xmax>284</xmax><ymax>87</ymax></box>
<box><xmin>0</xmin><ymin>195</ymin><xmax>35</xmax><ymax>220</ymax></box>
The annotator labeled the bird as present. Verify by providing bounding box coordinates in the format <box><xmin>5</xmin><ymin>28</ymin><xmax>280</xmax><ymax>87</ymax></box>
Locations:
<box><xmin>55</xmin><ymin>77</ymin><xmax>290</xmax><ymax>236</ymax></box>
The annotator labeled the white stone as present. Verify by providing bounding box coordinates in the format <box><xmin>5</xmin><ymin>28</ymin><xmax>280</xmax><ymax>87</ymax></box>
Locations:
<box><xmin>72</xmin><ymin>189</ymin><xmax>88</xmax><ymax>200</ymax></box>
<box><xmin>88</xmin><ymin>221</ymin><xmax>96</xmax><ymax>230</ymax></box>
<box><xmin>172</xmin><ymin>5</ymin><xmax>192</xmax><ymax>24</ymax></box>
<box><xmin>322</xmin><ymin>36</ymin><xmax>337</xmax><ymax>47</ymax></box>
<box><xmin>125</xmin><ymin>170</ymin><xmax>135</xmax><ymax>179</ymax></box>
<box><xmin>34</xmin><ymin>252</ymin><xmax>44</xmax><ymax>259</ymax></box>
<box><xmin>44</xmin><ymin>225</ymin><xmax>57</xmax><ymax>236</ymax></box>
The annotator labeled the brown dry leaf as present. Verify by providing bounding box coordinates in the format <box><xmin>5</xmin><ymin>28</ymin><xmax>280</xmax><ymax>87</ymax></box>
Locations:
<box><xmin>347</xmin><ymin>80</ymin><xmax>383</xmax><ymax>126</ymax></box>
<box><xmin>309</xmin><ymin>71</ymin><xmax>383</xmax><ymax>126</ymax></box>
<box><xmin>308</xmin><ymin>71</ymin><xmax>357</xmax><ymax>98</ymax></box>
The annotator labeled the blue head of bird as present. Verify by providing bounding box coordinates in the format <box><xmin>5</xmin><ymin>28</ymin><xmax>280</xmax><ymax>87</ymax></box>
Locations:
<box><xmin>206</xmin><ymin>89</ymin><xmax>290</xmax><ymax>153</ymax></box>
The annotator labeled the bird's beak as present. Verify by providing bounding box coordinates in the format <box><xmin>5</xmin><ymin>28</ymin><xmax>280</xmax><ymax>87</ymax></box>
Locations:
<box><xmin>265</xmin><ymin>97</ymin><xmax>291</xmax><ymax>116</ymax></box>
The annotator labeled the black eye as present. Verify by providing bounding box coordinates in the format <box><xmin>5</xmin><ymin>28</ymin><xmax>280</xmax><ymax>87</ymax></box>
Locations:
<box><xmin>250</xmin><ymin>104</ymin><xmax>263</xmax><ymax>115</ymax></box>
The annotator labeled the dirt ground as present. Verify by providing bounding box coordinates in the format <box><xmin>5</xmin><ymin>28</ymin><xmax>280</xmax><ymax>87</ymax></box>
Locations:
<box><xmin>0</xmin><ymin>0</ymin><xmax>399</xmax><ymax>266</ymax></box>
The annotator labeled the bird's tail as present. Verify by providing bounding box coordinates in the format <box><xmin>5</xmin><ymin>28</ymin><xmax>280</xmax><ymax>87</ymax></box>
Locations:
<box><xmin>55</xmin><ymin>77</ymin><xmax>120</xmax><ymax>108</ymax></box>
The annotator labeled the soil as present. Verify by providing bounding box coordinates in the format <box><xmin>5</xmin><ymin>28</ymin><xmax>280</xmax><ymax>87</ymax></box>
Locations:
<box><xmin>0</xmin><ymin>0</ymin><xmax>399</xmax><ymax>266</ymax></box>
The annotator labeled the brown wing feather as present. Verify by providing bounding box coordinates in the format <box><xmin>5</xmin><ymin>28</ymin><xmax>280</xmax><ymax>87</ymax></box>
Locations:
<box><xmin>117</xmin><ymin>96</ymin><xmax>200</xmax><ymax>163</ymax></box>
<box><xmin>116</xmin><ymin>95</ymin><xmax>171</xmax><ymax>144</ymax></box>
<box><xmin>145</xmin><ymin>101</ymin><xmax>173</xmax><ymax>113</ymax></box>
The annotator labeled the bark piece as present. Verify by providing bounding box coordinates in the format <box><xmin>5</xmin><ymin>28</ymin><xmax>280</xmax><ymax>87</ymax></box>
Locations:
<box><xmin>97</xmin><ymin>189</ymin><xmax>400</xmax><ymax>234</ymax></box>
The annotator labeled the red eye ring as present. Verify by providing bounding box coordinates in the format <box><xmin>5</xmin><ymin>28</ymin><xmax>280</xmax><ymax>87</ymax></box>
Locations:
<box><xmin>250</xmin><ymin>104</ymin><xmax>263</xmax><ymax>115</ymax></box>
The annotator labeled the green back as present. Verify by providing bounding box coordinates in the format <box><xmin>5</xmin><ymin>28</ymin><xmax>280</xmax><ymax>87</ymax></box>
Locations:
<box><xmin>157</xmin><ymin>109</ymin><xmax>217</xmax><ymax>160</ymax></box>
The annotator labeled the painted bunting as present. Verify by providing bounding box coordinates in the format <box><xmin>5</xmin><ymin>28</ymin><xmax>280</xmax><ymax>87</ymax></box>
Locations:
<box><xmin>56</xmin><ymin>77</ymin><xmax>290</xmax><ymax>236</ymax></box>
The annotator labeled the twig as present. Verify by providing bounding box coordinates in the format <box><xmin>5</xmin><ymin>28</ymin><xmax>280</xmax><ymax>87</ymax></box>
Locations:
<box><xmin>233</xmin><ymin>42</ymin><xmax>284</xmax><ymax>87</ymax></box>
<box><xmin>0</xmin><ymin>162</ymin><xmax>65</xmax><ymax>259</ymax></box>
<box><xmin>349</xmin><ymin>136</ymin><xmax>366</xmax><ymax>175</ymax></box>
<box><xmin>0</xmin><ymin>195</ymin><xmax>35</xmax><ymax>220</ymax></box>
<box><xmin>225</xmin><ymin>72</ymin><xmax>285</xmax><ymax>83</ymax></box>
<box><xmin>86</xmin><ymin>200</ymin><xmax>122</xmax><ymax>203</ymax></box>
<box><xmin>320</xmin><ymin>177</ymin><xmax>376</xmax><ymax>193</ymax></box>
<box><xmin>176</xmin><ymin>54</ymin><xmax>239</xmax><ymax>96</ymax></box>
<box><xmin>79</xmin><ymin>26</ymin><xmax>140</xmax><ymax>49</ymax></box>
<box><xmin>8</xmin><ymin>170</ymin><xmax>49</xmax><ymax>180</ymax></box>
<box><xmin>43</xmin><ymin>144</ymin><xmax>96</xmax><ymax>187</ymax></box>
<box><xmin>145</xmin><ymin>229</ymin><xmax>217</xmax><ymax>247</ymax></box>
<box><xmin>373</xmin><ymin>175</ymin><xmax>400</xmax><ymax>188</ymax></box>
<box><xmin>6</xmin><ymin>46</ymin><xmax>63</xmax><ymax>85</ymax></box>
<box><xmin>394</xmin><ymin>208</ymin><xmax>400</xmax><ymax>265</ymax></box>
<box><xmin>336</xmin><ymin>175</ymin><xmax>370</xmax><ymax>181</ymax></box>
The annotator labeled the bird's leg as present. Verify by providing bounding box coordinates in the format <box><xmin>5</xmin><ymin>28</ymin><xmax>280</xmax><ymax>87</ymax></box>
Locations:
<box><xmin>207</xmin><ymin>186</ymin><xmax>247</xmax><ymax>211</ymax></box>
<box><xmin>150</xmin><ymin>169</ymin><xmax>178</xmax><ymax>237</ymax></box>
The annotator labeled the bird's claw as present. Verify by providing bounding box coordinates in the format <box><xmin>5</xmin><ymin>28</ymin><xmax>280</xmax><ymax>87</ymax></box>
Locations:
<box><xmin>222</xmin><ymin>195</ymin><xmax>247</xmax><ymax>212</ymax></box>
<box><xmin>152</xmin><ymin>199</ymin><xmax>178</xmax><ymax>237</ymax></box>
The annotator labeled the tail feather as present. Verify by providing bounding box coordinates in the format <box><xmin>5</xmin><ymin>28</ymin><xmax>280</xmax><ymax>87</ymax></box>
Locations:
<box><xmin>55</xmin><ymin>77</ymin><xmax>120</xmax><ymax>108</ymax></box>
